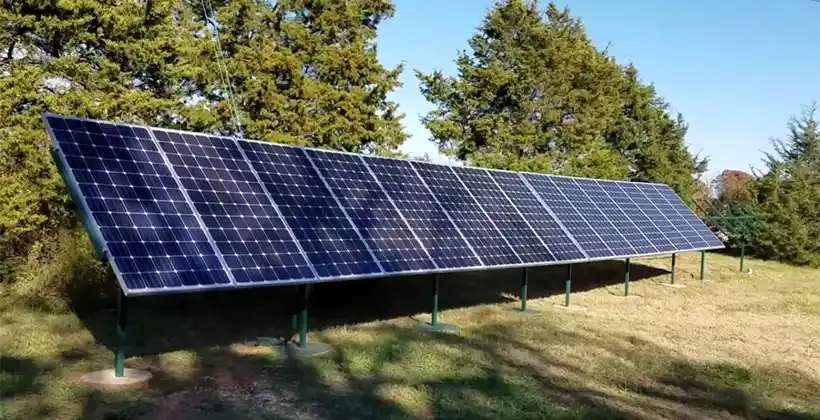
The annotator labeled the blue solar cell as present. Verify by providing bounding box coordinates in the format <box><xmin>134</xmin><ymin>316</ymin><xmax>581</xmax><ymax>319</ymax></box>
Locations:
<box><xmin>411</xmin><ymin>161</ymin><xmax>520</xmax><ymax>266</ymax></box>
<box><xmin>574</xmin><ymin>179</ymin><xmax>657</xmax><ymax>255</ymax></box>
<box><xmin>652</xmin><ymin>184</ymin><xmax>724</xmax><ymax>248</ymax></box>
<box><xmin>45</xmin><ymin>116</ymin><xmax>232</xmax><ymax>293</ymax></box>
<box><xmin>361</xmin><ymin>156</ymin><xmax>482</xmax><ymax>269</ymax></box>
<box><xmin>151</xmin><ymin>129</ymin><xmax>316</xmax><ymax>284</ymax></box>
<box><xmin>238</xmin><ymin>140</ymin><xmax>382</xmax><ymax>278</ymax></box>
<box><xmin>305</xmin><ymin>149</ymin><xmax>436</xmax><ymax>273</ymax></box>
<box><xmin>596</xmin><ymin>181</ymin><xmax>677</xmax><ymax>253</ymax></box>
<box><xmin>452</xmin><ymin>167</ymin><xmax>555</xmax><ymax>263</ymax></box>
<box><xmin>489</xmin><ymin>171</ymin><xmax>586</xmax><ymax>261</ymax></box>
<box><xmin>522</xmin><ymin>173</ymin><xmax>615</xmax><ymax>259</ymax></box>
<box><xmin>549</xmin><ymin>177</ymin><xmax>636</xmax><ymax>257</ymax></box>
<box><xmin>617</xmin><ymin>182</ymin><xmax>693</xmax><ymax>250</ymax></box>
<box><xmin>634</xmin><ymin>183</ymin><xmax>707</xmax><ymax>250</ymax></box>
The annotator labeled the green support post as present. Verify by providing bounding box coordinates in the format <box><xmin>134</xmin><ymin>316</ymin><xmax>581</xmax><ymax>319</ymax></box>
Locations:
<box><xmin>624</xmin><ymin>258</ymin><xmax>630</xmax><ymax>297</ymax></box>
<box><xmin>281</xmin><ymin>283</ymin><xmax>329</xmax><ymax>356</ymax></box>
<box><xmin>671</xmin><ymin>253</ymin><xmax>677</xmax><ymax>284</ymax></box>
<box><xmin>520</xmin><ymin>267</ymin><xmax>528</xmax><ymax>311</ymax></box>
<box><xmin>431</xmin><ymin>273</ymin><xmax>439</xmax><ymax>326</ymax></box>
<box><xmin>565</xmin><ymin>264</ymin><xmax>572</xmax><ymax>307</ymax></box>
<box><xmin>700</xmin><ymin>251</ymin><xmax>706</xmax><ymax>280</ymax></box>
<box><xmin>115</xmin><ymin>290</ymin><xmax>126</xmax><ymax>378</ymax></box>
<box><xmin>739</xmin><ymin>242</ymin><xmax>746</xmax><ymax>273</ymax></box>
<box><xmin>298</xmin><ymin>284</ymin><xmax>308</xmax><ymax>349</ymax></box>
<box><xmin>416</xmin><ymin>274</ymin><xmax>459</xmax><ymax>332</ymax></box>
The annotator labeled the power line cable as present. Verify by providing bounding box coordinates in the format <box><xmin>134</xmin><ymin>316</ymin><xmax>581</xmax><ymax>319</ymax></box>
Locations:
<box><xmin>200</xmin><ymin>0</ymin><xmax>243</xmax><ymax>135</ymax></box>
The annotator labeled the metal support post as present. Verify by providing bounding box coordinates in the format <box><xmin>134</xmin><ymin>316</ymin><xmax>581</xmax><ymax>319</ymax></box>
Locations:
<box><xmin>416</xmin><ymin>274</ymin><xmax>459</xmax><ymax>332</ymax></box>
<box><xmin>565</xmin><ymin>264</ymin><xmax>572</xmax><ymax>307</ymax></box>
<box><xmin>521</xmin><ymin>267</ymin><xmax>528</xmax><ymax>311</ymax></box>
<box><xmin>298</xmin><ymin>284</ymin><xmax>308</xmax><ymax>349</ymax></box>
<box><xmin>624</xmin><ymin>258</ymin><xmax>630</xmax><ymax>297</ymax></box>
<box><xmin>431</xmin><ymin>273</ymin><xmax>439</xmax><ymax>327</ymax></box>
<box><xmin>739</xmin><ymin>243</ymin><xmax>746</xmax><ymax>273</ymax></box>
<box><xmin>115</xmin><ymin>290</ymin><xmax>126</xmax><ymax>378</ymax></box>
<box><xmin>700</xmin><ymin>251</ymin><xmax>706</xmax><ymax>280</ymax></box>
<box><xmin>671</xmin><ymin>253</ymin><xmax>677</xmax><ymax>284</ymax></box>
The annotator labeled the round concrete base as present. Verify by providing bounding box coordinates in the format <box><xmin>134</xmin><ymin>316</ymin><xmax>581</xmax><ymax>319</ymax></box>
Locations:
<box><xmin>79</xmin><ymin>369</ymin><xmax>152</xmax><ymax>389</ymax></box>
<box><xmin>415</xmin><ymin>322</ymin><xmax>460</xmax><ymax>334</ymax></box>
<box><xmin>661</xmin><ymin>283</ymin><xmax>688</xmax><ymax>289</ymax></box>
<box><xmin>505</xmin><ymin>307</ymin><xmax>540</xmax><ymax>314</ymax></box>
<box><xmin>280</xmin><ymin>341</ymin><xmax>331</xmax><ymax>357</ymax></box>
<box><xmin>554</xmin><ymin>304</ymin><xmax>587</xmax><ymax>312</ymax></box>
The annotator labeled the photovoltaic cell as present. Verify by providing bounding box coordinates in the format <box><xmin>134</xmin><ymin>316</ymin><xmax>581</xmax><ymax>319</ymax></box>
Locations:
<box><xmin>549</xmin><ymin>177</ymin><xmax>636</xmax><ymax>257</ymax></box>
<box><xmin>653</xmin><ymin>184</ymin><xmax>724</xmax><ymax>248</ymax></box>
<box><xmin>596</xmin><ymin>181</ymin><xmax>677</xmax><ymax>253</ymax></box>
<box><xmin>634</xmin><ymin>183</ymin><xmax>706</xmax><ymax>250</ymax></box>
<box><xmin>152</xmin><ymin>129</ymin><xmax>315</xmax><ymax>284</ymax></box>
<box><xmin>574</xmin><ymin>179</ymin><xmax>657</xmax><ymax>255</ymax></box>
<box><xmin>412</xmin><ymin>161</ymin><xmax>521</xmax><ymax>266</ymax></box>
<box><xmin>305</xmin><ymin>149</ymin><xmax>436</xmax><ymax>273</ymax></box>
<box><xmin>238</xmin><ymin>141</ymin><xmax>382</xmax><ymax>278</ymax></box>
<box><xmin>522</xmin><ymin>173</ymin><xmax>615</xmax><ymax>259</ymax></box>
<box><xmin>617</xmin><ymin>182</ymin><xmax>693</xmax><ymax>250</ymax></box>
<box><xmin>489</xmin><ymin>171</ymin><xmax>586</xmax><ymax>261</ymax></box>
<box><xmin>362</xmin><ymin>156</ymin><xmax>482</xmax><ymax>269</ymax></box>
<box><xmin>452</xmin><ymin>166</ymin><xmax>554</xmax><ymax>263</ymax></box>
<box><xmin>45</xmin><ymin>116</ymin><xmax>231</xmax><ymax>293</ymax></box>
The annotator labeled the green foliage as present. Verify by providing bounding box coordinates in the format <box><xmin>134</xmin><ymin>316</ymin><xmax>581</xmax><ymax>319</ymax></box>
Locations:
<box><xmin>4</xmin><ymin>228</ymin><xmax>111</xmax><ymax>312</ymax></box>
<box><xmin>751</xmin><ymin>104</ymin><xmax>820</xmax><ymax>266</ymax></box>
<box><xmin>606</xmin><ymin>65</ymin><xmax>708</xmax><ymax>200</ymax></box>
<box><xmin>417</xmin><ymin>0</ymin><xmax>706</xmax><ymax>195</ymax></box>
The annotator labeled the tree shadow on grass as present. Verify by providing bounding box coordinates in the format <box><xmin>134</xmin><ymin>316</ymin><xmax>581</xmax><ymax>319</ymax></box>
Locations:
<box><xmin>70</xmin><ymin>323</ymin><xmax>820</xmax><ymax>420</ymax></box>
<box><xmin>72</xmin><ymin>259</ymin><xmax>667</xmax><ymax>358</ymax></box>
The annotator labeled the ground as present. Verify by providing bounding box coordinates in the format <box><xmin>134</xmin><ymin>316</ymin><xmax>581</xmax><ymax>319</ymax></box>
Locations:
<box><xmin>1</xmin><ymin>252</ymin><xmax>819</xmax><ymax>420</ymax></box>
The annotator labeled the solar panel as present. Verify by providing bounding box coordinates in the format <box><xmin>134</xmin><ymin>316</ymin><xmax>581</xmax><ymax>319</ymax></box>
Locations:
<box><xmin>362</xmin><ymin>156</ymin><xmax>482</xmax><ymax>269</ymax></box>
<box><xmin>304</xmin><ymin>149</ymin><xmax>436</xmax><ymax>273</ymax></box>
<box><xmin>45</xmin><ymin>116</ymin><xmax>233</xmax><ymax>294</ymax></box>
<box><xmin>574</xmin><ymin>179</ymin><xmax>657</xmax><ymax>255</ymax></box>
<box><xmin>522</xmin><ymin>173</ymin><xmax>616</xmax><ymax>259</ymax></box>
<box><xmin>489</xmin><ymin>170</ymin><xmax>587</xmax><ymax>261</ymax></box>
<box><xmin>549</xmin><ymin>177</ymin><xmax>637</xmax><ymax>257</ymax></box>
<box><xmin>617</xmin><ymin>182</ymin><xmax>694</xmax><ymax>250</ymax></box>
<box><xmin>46</xmin><ymin>113</ymin><xmax>725</xmax><ymax>296</ymax></box>
<box><xmin>595</xmin><ymin>181</ymin><xmax>678</xmax><ymax>253</ymax></box>
<box><xmin>238</xmin><ymin>140</ymin><xmax>383</xmax><ymax>279</ymax></box>
<box><xmin>151</xmin><ymin>129</ymin><xmax>316</xmax><ymax>284</ymax></box>
<box><xmin>452</xmin><ymin>166</ymin><xmax>555</xmax><ymax>263</ymax></box>
<box><xmin>634</xmin><ymin>183</ymin><xmax>709</xmax><ymax>250</ymax></box>
<box><xmin>652</xmin><ymin>184</ymin><xmax>724</xmax><ymax>248</ymax></box>
<box><xmin>411</xmin><ymin>161</ymin><xmax>521</xmax><ymax>266</ymax></box>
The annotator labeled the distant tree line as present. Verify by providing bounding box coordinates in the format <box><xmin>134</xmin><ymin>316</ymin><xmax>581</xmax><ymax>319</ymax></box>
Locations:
<box><xmin>0</xmin><ymin>0</ymin><xmax>813</xmax><ymax>306</ymax></box>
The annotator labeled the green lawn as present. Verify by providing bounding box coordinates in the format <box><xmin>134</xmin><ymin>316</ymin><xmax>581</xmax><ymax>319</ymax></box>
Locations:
<box><xmin>2</xmin><ymin>252</ymin><xmax>819</xmax><ymax>419</ymax></box>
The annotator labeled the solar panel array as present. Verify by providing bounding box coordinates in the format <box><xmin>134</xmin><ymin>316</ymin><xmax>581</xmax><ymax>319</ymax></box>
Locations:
<box><xmin>45</xmin><ymin>114</ymin><xmax>724</xmax><ymax>295</ymax></box>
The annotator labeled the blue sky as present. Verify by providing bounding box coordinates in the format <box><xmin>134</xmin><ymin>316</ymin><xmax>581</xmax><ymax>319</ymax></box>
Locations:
<box><xmin>376</xmin><ymin>0</ymin><xmax>820</xmax><ymax>180</ymax></box>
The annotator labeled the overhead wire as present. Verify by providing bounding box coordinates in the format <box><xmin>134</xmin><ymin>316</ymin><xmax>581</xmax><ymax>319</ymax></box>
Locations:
<box><xmin>200</xmin><ymin>0</ymin><xmax>243</xmax><ymax>135</ymax></box>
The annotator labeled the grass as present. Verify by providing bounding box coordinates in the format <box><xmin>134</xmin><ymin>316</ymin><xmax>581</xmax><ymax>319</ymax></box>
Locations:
<box><xmin>1</xmin><ymin>252</ymin><xmax>819</xmax><ymax>419</ymax></box>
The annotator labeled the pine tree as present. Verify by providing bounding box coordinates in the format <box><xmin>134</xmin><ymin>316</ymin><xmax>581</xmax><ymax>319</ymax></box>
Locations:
<box><xmin>753</xmin><ymin>104</ymin><xmax>820</xmax><ymax>266</ymax></box>
<box><xmin>605</xmin><ymin>64</ymin><xmax>707</xmax><ymax>201</ymax></box>
<box><xmin>190</xmin><ymin>0</ymin><xmax>407</xmax><ymax>153</ymax></box>
<box><xmin>417</xmin><ymin>0</ymin><xmax>628</xmax><ymax>178</ymax></box>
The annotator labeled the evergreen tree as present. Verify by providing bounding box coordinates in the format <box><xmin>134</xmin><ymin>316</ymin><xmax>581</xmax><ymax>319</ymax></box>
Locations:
<box><xmin>605</xmin><ymin>64</ymin><xmax>707</xmax><ymax>200</ymax></box>
<box><xmin>191</xmin><ymin>0</ymin><xmax>407</xmax><ymax>153</ymax></box>
<box><xmin>753</xmin><ymin>104</ymin><xmax>820</xmax><ymax>266</ymax></box>
<box><xmin>417</xmin><ymin>0</ymin><xmax>628</xmax><ymax>178</ymax></box>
